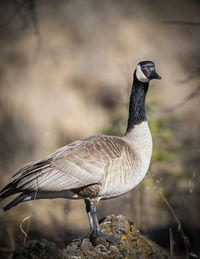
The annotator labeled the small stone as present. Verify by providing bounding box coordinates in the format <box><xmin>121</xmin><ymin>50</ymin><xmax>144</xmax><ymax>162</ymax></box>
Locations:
<box><xmin>92</xmin><ymin>236</ymin><xmax>108</xmax><ymax>247</ymax></box>
<box><xmin>94</xmin><ymin>243</ymin><xmax>108</xmax><ymax>256</ymax></box>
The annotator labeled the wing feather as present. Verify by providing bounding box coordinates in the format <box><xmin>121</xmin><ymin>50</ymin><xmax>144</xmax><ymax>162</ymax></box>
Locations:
<box><xmin>0</xmin><ymin>135</ymin><xmax>126</xmax><ymax>198</ymax></box>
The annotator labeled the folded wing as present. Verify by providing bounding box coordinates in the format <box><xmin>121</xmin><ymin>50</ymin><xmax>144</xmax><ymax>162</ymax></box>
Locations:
<box><xmin>0</xmin><ymin>135</ymin><xmax>123</xmax><ymax>200</ymax></box>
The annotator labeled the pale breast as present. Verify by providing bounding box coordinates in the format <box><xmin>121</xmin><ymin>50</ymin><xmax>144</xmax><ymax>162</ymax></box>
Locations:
<box><xmin>124</xmin><ymin>121</ymin><xmax>152</xmax><ymax>178</ymax></box>
<box><xmin>99</xmin><ymin>121</ymin><xmax>152</xmax><ymax>199</ymax></box>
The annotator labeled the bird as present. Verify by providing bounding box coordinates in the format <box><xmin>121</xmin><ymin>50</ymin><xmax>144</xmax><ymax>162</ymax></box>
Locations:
<box><xmin>0</xmin><ymin>61</ymin><xmax>161</xmax><ymax>243</ymax></box>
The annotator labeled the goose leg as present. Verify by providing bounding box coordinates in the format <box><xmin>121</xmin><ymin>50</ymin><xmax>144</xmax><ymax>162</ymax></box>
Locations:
<box><xmin>84</xmin><ymin>200</ymin><xmax>120</xmax><ymax>244</ymax></box>
<box><xmin>85</xmin><ymin>199</ymin><xmax>94</xmax><ymax>233</ymax></box>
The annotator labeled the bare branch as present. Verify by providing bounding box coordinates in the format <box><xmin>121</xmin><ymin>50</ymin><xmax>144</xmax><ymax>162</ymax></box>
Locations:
<box><xmin>162</xmin><ymin>85</ymin><xmax>200</xmax><ymax>113</ymax></box>
<box><xmin>163</xmin><ymin>21</ymin><xmax>200</xmax><ymax>27</ymax></box>
<box><xmin>0</xmin><ymin>0</ymin><xmax>41</xmax><ymax>56</ymax></box>
<box><xmin>177</xmin><ymin>68</ymin><xmax>200</xmax><ymax>84</ymax></box>
<box><xmin>0</xmin><ymin>0</ymin><xmax>27</xmax><ymax>28</ymax></box>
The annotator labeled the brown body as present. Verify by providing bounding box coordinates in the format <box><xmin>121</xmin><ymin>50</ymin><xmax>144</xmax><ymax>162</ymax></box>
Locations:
<box><xmin>0</xmin><ymin>129</ymin><xmax>151</xmax><ymax>209</ymax></box>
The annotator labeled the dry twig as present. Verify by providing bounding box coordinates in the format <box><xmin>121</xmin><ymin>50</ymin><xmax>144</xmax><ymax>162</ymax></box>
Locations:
<box><xmin>162</xmin><ymin>85</ymin><xmax>200</xmax><ymax>113</ymax></box>
<box><xmin>149</xmin><ymin>172</ymin><xmax>190</xmax><ymax>259</ymax></box>
<box><xmin>20</xmin><ymin>175</ymin><xmax>39</xmax><ymax>244</ymax></box>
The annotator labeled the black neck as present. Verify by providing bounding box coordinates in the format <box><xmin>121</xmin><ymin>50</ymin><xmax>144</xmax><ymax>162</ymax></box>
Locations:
<box><xmin>125</xmin><ymin>72</ymin><xmax>149</xmax><ymax>134</ymax></box>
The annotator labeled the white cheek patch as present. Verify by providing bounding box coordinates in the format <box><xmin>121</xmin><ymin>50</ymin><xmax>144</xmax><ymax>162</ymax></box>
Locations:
<box><xmin>136</xmin><ymin>64</ymin><xmax>150</xmax><ymax>83</ymax></box>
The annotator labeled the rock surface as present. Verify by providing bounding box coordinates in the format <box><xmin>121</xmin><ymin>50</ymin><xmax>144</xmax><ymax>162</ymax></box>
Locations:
<box><xmin>12</xmin><ymin>215</ymin><xmax>169</xmax><ymax>259</ymax></box>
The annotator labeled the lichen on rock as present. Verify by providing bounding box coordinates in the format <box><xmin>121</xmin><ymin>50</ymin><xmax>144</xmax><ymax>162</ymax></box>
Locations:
<box><xmin>12</xmin><ymin>215</ymin><xmax>169</xmax><ymax>259</ymax></box>
<box><xmin>64</xmin><ymin>215</ymin><xmax>168</xmax><ymax>258</ymax></box>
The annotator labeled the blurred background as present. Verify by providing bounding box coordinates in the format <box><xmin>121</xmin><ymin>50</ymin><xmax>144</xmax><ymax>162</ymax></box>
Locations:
<box><xmin>0</xmin><ymin>0</ymin><xmax>199</xmax><ymax>258</ymax></box>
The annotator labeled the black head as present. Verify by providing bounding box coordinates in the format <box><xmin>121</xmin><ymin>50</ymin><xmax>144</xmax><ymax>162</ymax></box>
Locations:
<box><xmin>135</xmin><ymin>61</ymin><xmax>161</xmax><ymax>83</ymax></box>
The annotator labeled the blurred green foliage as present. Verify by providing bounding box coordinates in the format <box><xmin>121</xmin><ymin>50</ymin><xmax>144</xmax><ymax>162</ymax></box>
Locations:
<box><xmin>102</xmin><ymin>112</ymin><xmax>127</xmax><ymax>137</ymax></box>
<box><xmin>149</xmin><ymin>119</ymin><xmax>177</xmax><ymax>163</ymax></box>
<box><xmin>102</xmin><ymin>108</ymin><xmax>179</xmax><ymax>164</ymax></box>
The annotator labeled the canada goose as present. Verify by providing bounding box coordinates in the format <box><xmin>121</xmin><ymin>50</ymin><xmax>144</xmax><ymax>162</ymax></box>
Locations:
<box><xmin>0</xmin><ymin>61</ymin><xmax>161</xmax><ymax>243</ymax></box>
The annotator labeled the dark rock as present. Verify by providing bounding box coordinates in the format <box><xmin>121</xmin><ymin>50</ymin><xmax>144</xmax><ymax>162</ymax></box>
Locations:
<box><xmin>12</xmin><ymin>215</ymin><xmax>169</xmax><ymax>259</ymax></box>
<box><xmin>13</xmin><ymin>239</ymin><xmax>63</xmax><ymax>259</ymax></box>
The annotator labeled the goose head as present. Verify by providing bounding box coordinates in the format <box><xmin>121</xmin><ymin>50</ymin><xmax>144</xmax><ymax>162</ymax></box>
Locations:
<box><xmin>135</xmin><ymin>61</ymin><xmax>161</xmax><ymax>83</ymax></box>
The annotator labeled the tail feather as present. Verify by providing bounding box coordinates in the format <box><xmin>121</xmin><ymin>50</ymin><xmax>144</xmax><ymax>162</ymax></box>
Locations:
<box><xmin>0</xmin><ymin>159</ymin><xmax>51</xmax><ymax>203</ymax></box>
<box><xmin>3</xmin><ymin>193</ymin><xmax>28</xmax><ymax>211</ymax></box>
<box><xmin>0</xmin><ymin>157</ymin><xmax>54</xmax><ymax>211</ymax></box>
<box><xmin>0</xmin><ymin>188</ymin><xmax>20</xmax><ymax>201</ymax></box>
<box><xmin>0</xmin><ymin>179</ymin><xmax>18</xmax><ymax>193</ymax></box>
<box><xmin>2</xmin><ymin>190</ymin><xmax>79</xmax><ymax>211</ymax></box>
